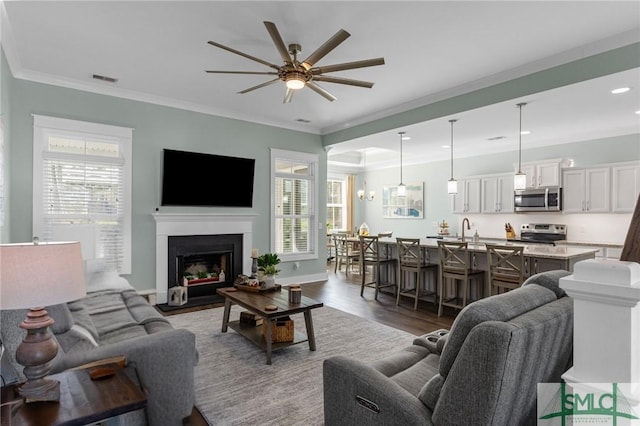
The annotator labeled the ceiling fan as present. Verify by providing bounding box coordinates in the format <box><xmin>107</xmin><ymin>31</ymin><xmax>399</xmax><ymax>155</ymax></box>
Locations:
<box><xmin>205</xmin><ymin>21</ymin><xmax>385</xmax><ymax>103</ymax></box>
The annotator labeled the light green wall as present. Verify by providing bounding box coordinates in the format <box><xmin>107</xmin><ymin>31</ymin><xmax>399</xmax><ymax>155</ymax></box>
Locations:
<box><xmin>8</xmin><ymin>76</ymin><xmax>326</xmax><ymax>291</ymax></box>
<box><xmin>1</xmin><ymin>49</ymin><xmax>11</xmax><ymax>243</ymax></box>
<box><xmin>354</xmin><ymin>134</ymin><xmax>640</xmax><ymax>237</ymax></box>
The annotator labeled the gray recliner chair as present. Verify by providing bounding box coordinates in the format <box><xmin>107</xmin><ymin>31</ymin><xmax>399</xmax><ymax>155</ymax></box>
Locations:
<box><xmin>323</xmin><ymin>270</ymin><xmax>573</xmax><ymax>426</ymax></box>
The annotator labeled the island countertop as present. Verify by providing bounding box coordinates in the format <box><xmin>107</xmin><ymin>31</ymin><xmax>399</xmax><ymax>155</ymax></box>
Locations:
<box><xmin>375</xmin><ymin>237</ymin><xmax>600</xmax><ymax>260</ymax></box>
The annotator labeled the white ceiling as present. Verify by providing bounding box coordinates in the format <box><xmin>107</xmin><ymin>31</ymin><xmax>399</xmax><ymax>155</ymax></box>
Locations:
<box><xmin>2</xmin><ymin>1</ymin><xmax>640</xmax><ymax>168</ymax></box>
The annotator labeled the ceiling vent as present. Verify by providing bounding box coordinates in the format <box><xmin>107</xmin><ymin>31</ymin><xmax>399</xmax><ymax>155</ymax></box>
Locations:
<box><xmin>295</xmin><ymin>118</ymin><xmax>312</xmax><ymax>123</ymax></box>
<box><xmin>92</xmin><ymin>74</ymin><xmax>118</xmax><ymax>83</ymax></box>
<box><xmin>487</xmin><ymin>136</ymin><xmax>506</xmax><ymax>141</ymax></box>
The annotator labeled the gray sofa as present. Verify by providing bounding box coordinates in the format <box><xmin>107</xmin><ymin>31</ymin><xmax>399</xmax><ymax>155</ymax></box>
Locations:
<box><xmin>323</xmin><ymin>270</ymin><xmax>573</xmax><ymax>426</ymax></box>
<box><xmin>1</xmin><ymin>265</ymin><xmax>197</xmax><ymax>426</ymax></box>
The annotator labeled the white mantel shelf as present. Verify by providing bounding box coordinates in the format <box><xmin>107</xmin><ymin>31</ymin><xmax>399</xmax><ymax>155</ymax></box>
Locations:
<box><xmin>153</xmin><ymin>212</ymin><xmax>258</xmax><ymax>304</ymax></box>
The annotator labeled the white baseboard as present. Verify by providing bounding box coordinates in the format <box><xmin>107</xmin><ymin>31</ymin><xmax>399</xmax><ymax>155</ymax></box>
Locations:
<box><xmin>277</xmin><ymin>272</ymin><xmax>328</xmax><ymax>286</ymax></box>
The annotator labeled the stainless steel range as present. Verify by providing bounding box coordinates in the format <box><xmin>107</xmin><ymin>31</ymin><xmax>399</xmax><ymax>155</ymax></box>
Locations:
<box><xmin>517</xmin><ymin>223</ymin><xmax>567</xmax><ymax>245</ymax></box>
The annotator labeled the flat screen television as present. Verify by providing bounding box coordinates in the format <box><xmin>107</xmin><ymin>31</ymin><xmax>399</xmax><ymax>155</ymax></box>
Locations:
<box><xmin>161</xmin><ymin>149</ymin><xmax>255</xmax><ymax>207</ymax></box>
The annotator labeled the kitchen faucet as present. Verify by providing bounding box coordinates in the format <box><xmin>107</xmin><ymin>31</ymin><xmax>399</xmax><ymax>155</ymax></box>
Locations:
<box><xmin>461</xmin><ymin>217</ymin><xmax>471</xmax><ymax>242</ymax></box>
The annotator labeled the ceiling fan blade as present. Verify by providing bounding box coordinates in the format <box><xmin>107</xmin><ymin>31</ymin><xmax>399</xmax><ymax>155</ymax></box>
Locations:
<box><xmin>264</xmin><ymin>21</ymin><xmax>293</xmax><ymax>65</ymax></box>
<box><xmin>300</xmin><ymin>29</ymin><xmax>350</xmax><ymax>70</ymax></box>
<box><xmin>237</xmin><ymin>78</ymin><xmax>281</xmax><ymax>94</ymax></box>
<box><xmin>306</xmin><ymin>81</ymin><xmax>337</xmax><ymax>102</ymax></box>
<box><xmin>207</xmin><ymin>41</ymin><xmax>280</xmax><ymax>70</ymax></box>
<box><xmin>283</xmin><ymin>88</ymin><xmax>294</xmax><ymax>103</ymax></box>
<box><xmin>205</xmin><ymin>70</ymin><xmax>278</xmax><ymax>75</ymax></box>
<box><xmin>311</xmin><ymin>57</ymin><xmax>385</xmax><ymax>74</ymax></box>
<box><xmin>313</xmin><ymin>75</ymin><xmax>374</xmax><ymax>88</ymax></box>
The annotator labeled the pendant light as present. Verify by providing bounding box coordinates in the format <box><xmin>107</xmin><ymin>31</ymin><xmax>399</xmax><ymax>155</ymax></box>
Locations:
<box><xmin>447</xmin><ymin>119</ymin><xmax>458</xmax><ymax>194</ymax></box>
<box><xmin>397</xmin><ymin>131</ymin><xmax>406</xmax><ymax>196</ymax></box>
<box><xmin>357</xmin><ymin>148</ymin><xmax>375</xmax><ymax>201</ymax></box>
<box><xmin>514</xmin><ymin>102</ymin><xmax>527</xmax><ymax>190</ymax></box>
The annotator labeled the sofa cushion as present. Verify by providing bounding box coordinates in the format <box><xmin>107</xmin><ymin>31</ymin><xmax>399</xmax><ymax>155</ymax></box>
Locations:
<box><xmin>371</xmin><ymin>345</ymin><xmax>430</xmax><ymax>377</ymax></box>
<box><xmin>56</xmin><ymin>324</ymin><xmax>99</xmax><ymax>352</ymax></box>
<box><xmin>439</xmin><ymin>284</ymin><xmax>557</xmax><ymax>378</ymax></box>
<box><xmin>390</xmin><ymin>353</ymin><xmax>440</xmax><ymax>397</ymax></box>
<box><xmin>46</xmin><ymin>303</ymin><xmax>74</xmax><ymax>334</ymax></box>
<box><xmin>66</xmin><ymin>301</ymin><xmax>100</xmax><ymax>341</ymax></box>
<box><xmin>523</xmin><ymin>270</ymin><xmax>571</xmax><ymax>298</ymax></box>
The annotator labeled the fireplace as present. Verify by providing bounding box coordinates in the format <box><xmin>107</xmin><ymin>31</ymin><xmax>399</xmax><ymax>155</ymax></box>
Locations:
<box><xmin>168</xmin><ymin>234</ymin><xmax>242</xmax><ymax>301</ymax></box>
<box><xmin>153</xmin><ymin>213</ymin><xmax>256</xmax><ymax>304</ymax></box>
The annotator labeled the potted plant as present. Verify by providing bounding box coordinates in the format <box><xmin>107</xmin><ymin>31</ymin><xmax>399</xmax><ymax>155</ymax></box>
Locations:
<box><xmin>257</xmin><ymin>253</ymin><xmax>281</xmax><ymax>288</ymax></box>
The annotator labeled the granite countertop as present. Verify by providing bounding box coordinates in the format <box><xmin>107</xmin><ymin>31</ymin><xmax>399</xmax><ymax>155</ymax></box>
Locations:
<box><xmin>377</xmin><ymin>237</ymin><xmax>599</xmax><ymax>260</ymax></box>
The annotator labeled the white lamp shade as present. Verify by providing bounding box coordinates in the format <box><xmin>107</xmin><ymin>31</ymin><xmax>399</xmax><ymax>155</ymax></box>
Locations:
<box><xmin>357</xmin><ymin>189</ymin><xmax>365</xmax><ymax>200</ymax></box>
<box><xmin>0</xmin><ymin>241</ymin><xmax>86</xmax><ymax>309</ymax></box>
<box><xmin>514</xmin><ymin>172</ymin><xmax>527</xmax><ymax>191</ymax></box>
<box><xmin>369</xmin><ymin>190</ymin><xmax>376</xmax><ymax>199</ymax></box>
<box><xmin>397</xmin><ymin>184</ymin><xmax>406</xmax><ymax>196</ymax></box>
<box><xmin>447</xmin><ymin>179</ymin><xmax>458</xmax><ymax>194</ymax></box>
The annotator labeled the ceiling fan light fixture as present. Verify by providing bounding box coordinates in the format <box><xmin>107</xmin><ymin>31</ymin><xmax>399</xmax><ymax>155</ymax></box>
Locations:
<box><xmin>285</xmin><ymin>73</ymin><xmax>306</xmax><ymax>90</ymax></box>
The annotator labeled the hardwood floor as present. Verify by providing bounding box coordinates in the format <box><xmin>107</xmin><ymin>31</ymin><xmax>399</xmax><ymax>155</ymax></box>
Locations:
<box><xmin>302</xmin><ymin>263</ymin><xmax>457</xmax><ymax>335</ymax></box>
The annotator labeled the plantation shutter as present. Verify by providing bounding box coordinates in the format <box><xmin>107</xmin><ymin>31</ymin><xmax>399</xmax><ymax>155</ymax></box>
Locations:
<box><xmin>272</xmin><ymin>150</ymin><xmax>318</xmax><ymax>260</ymax></box>
<box><xmin>42</xmin><ymin>148</ymin><xmax>125</xmax><ymax>271</ymax></box>
<box><xmin>33</xmin><ymin>115</ymin><xmax>132</xmax><ymax>274</ymax></box>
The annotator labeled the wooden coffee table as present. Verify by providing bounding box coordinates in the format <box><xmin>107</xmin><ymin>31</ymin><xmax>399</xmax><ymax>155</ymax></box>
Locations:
<box><xmin>217</xmin><ymin>287</ymin><xmax>323</xmax><ymax>364</ymax></box>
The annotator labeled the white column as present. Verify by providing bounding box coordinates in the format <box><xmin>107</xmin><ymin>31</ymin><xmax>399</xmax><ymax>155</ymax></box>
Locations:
<box><xmin>560</xmin><ymin>259</ymin><xmax>640</xmax><ymax>399</ymax></box>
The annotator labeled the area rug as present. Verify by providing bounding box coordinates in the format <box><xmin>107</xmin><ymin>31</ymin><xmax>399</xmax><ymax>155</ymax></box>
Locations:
<box><xmin>166</xmin><ymin>305</ymin><xmax>416</xmax><ymax>426</ymax></box>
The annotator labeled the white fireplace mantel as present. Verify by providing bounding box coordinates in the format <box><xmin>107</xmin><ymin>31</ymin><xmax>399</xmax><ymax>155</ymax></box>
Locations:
<box><xmin>153</xmin><ymin>212</ymin><xmax>257</xmax><ymax>303</ymax></box>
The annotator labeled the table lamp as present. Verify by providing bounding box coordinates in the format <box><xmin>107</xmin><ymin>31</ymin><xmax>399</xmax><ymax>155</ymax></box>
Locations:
<box><xmin>0</xmin><ymin>240</ymin><xmax>86</xmax><ymax>402</ymax></box>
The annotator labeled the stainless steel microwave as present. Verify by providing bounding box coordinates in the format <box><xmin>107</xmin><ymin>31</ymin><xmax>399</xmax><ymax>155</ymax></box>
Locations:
<box><xmin>514</xmin><ymin>187</ymin><xmax>562</xmax><ymax>212</ymax></box>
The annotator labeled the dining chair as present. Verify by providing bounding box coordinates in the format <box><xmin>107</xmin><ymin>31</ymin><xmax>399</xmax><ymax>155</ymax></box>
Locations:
<box><xmin>437</xmin><ymin>241</ymin><xmax>484</xmax><ymax>317</ymax></box>
<box><xmin>396</xmin><ymin>238</ymin><xmax>438</xmax><ymax>310</ymax></box>
<box><xmin>485</xmin><ymin>243</ymin><xmax>525</xmax><ymax>295</ymax></box>
<box><xmin>359</xmin><ymin>235</ymin><xmax>397</xmax><ymax>299</ymax></box>
<box><xmin>333</xmin><ymin>233</ymin><xmax>360</xmax><ymax>275</ymax></box>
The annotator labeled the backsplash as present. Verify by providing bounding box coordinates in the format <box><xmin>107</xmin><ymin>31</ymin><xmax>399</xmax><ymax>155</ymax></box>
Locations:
<box><xmin>444</xmin><ymin>212</ymin><xmax>631</xmax><ymax>246</ymax></box>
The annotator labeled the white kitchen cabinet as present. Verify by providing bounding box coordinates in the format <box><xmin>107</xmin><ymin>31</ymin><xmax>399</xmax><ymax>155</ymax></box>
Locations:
<box><xmin>562</xmin><ymin>167</ymin><xmax>610</xmax><ymax>213</ymax></box>
<box><xmin>520</xmin><ymin>161</ymin><xmax>561</xmax><ymax>188</ymax></box>
<box><xmin>452</xmin><ymin>178</ymin><xmax>481</xmax><ymax>213</ymax></box>
<box><xmin>611</xmin><ymin>163</ymin><xmax>640</xmax><ymax>213</ymax></box>
<box><xmin>481</xmin><ymin>174</ymin><xmax>514</xmax><ymax>213</ymax></box>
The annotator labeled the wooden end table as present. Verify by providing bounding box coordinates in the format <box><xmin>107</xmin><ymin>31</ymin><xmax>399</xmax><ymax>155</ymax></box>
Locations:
<box><xmin>1</xmin><ymin>363</ymin><xmax>147</xmax><ymax>426</ymax></box>
<box><xmin>217</xmin><ymin>287</ymin><xmax>324</xmax><ymax>364</ymax></box>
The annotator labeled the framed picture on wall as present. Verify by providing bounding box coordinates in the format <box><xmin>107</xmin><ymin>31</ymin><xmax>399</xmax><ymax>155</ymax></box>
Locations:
<box><xmin>382</xmin><ymin>182</ymin><xmax>424</xmax><ymax>219</ymax></box>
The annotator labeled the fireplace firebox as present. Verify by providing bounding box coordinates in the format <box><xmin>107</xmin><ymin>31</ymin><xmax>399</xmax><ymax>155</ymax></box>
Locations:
<box><xmin>167</xmin><ymin>234</ymin><xmax>242</xmax><ymax>306</ymax></box>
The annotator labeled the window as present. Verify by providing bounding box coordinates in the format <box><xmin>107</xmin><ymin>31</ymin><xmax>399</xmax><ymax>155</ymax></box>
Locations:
<box><xmin>327</xmin><ymin>176</ymin><xmax>347</xmax><ymax>231</ymax></box>
<box><xmin>32</xmin><ymin>115</ymin><xmax>132</xmax><ymax>273</ymax></box>
<box><xmin>271</xmin><ymin>149</ymin><xmax>318</xmax><ymax>261</ymax></box>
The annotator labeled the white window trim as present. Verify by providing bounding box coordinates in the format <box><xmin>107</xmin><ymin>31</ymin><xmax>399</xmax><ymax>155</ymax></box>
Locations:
<box><xmin>270</xmin><ymin>148</ymin><xmax>319</xmax><ymax>262</ymax></box>
<box><xmin>32</xmin><ymin>114</ymin><xmax>133</xmax><ymax>273</ymax></box>
<box><xmin>327</xmin><ymin>173</ymin><xmax>348</xmax><ymax>231</ymax></box>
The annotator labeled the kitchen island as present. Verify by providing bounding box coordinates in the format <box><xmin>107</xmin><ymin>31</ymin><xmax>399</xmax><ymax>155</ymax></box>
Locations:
<box><xmin>369</xmin><ymin>236</ymin><xmax>599</xmax><ymax>300</ymax></box>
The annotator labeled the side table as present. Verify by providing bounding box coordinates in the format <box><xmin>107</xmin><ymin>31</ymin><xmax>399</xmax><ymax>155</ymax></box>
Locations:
<box><xmin>1</xmin><ymin>363</ymin><xmax>147</xmax><ymax>426</ymax></box>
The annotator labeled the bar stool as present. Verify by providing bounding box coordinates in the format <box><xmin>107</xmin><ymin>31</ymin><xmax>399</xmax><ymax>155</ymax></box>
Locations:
<box><xmin>333</xmin><ymin>233</ymin><xmax>359</xmax><ymax>275</ymax></box>
<box><xmin>396</xmin><ymin>238</ymin><xmax>438</xmax><ymax>310</ymax></box>
<box><xmin>437</xmin><ymin>241</ymin><xmax>484</xmax><ymax>317</ymax></box>
<box><xmin>359</xmin><ymin>235</ymin><xmax>397</xmax><ymax>299</ymax></box>
<box><xmin>486</xmin><ymin>243</ymin><xmax>525</xmax><ymax>295</ymax></box>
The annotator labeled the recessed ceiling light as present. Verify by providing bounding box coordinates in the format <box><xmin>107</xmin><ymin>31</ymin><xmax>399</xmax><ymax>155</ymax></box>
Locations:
<box><xmin>520</xmin><ymin>130</ymin><xmax>531</xmax><ymax>135</ymax></box>
<box><xmin>636</xmin><ymin>110</ymin><xmax>640</xmax><ymax>115</ymax></box>
<box><xmin>441</xmin><ymin>145</ymin><xmax>450</xmax><ymax>149</ymax></box>
<box><xmin>401</xmin><ymin>135</ymin><xmax>411</xmax><ymax>141</ymax></box>
<box><xmin>611</xmin><ymin>87</ymin><xmax>631</xmax><ymax>94</ymax></box>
